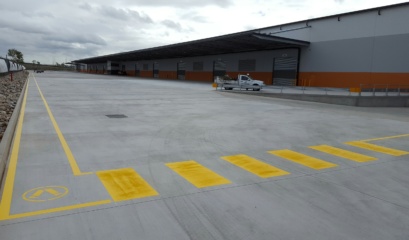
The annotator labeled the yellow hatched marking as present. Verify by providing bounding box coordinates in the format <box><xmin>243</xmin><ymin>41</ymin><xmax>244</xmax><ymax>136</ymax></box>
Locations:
<box><xmin>33</xmin><ymin>76</ymin><xmax>91</xmax><ymax>176</ymax></box>
<box><xmin>97</xmin><ymin>168</ymin><xmax>158</xmax><ymax>202</ymax></box>
<box><xmin>221</xmin><ymin>154</ymin><xmax>289</xmax><ymax>178</ymax></box>
<box><xmin>166</xmin><ymin>160</ymin><xmax>231</xmax><ymax>188</ymax></box>
<box><xmin>268</xmin><ymin>149</ymin><xmax>337</xmax><ymax>170</ymax></box>
<box><xmin>345</xmin><ymin>141</ymin><xmax>409</xmax><ymax>156</ymax></box>
<box><xmin>309</xmin><ymin>145</ymin><xmax>377</xmax><ymax>162</ymax></box>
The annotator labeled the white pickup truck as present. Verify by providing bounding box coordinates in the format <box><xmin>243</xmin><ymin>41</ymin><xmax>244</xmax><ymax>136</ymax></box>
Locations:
<box><xmin>214</xmin><ymin>74</ymin><xmax>265</xmax><ymax>91</ymax></box>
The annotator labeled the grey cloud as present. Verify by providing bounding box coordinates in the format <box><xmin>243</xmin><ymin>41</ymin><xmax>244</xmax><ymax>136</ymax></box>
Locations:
<box><xmin>116</xmin><ymin>0</ymin><xmax>232</xmax><ymax>8</ymax></box>
<box><xmin>0</xmin><ymin>18</ymin><xmax>51</xmax><ymax>34</ymax></box>
<box><xmin>98</xmin><ymin>6</ymin><xmax>153</xmax><ymax>23</ymax></box>
<box><xmin>181</xmin><ymin>12</ymin><xmax>208</xmax><ymax>23</ymax></box>
<box><xmin>79</xmin><ymin>2</ymin><xmax>93</xmax><ymax>11</ymax></box>
<box><xmin>22</xmin><ymin>11</ymin><xmax>55</xmax><ymax>18</ymax></box>
<box><xmin>161</xmin><ymin>20</ymin><xmax>183</xmax><ymax>32</ymax></box>
<box><xmin>278</xmin><ymin>0</ymin><xmax>305</xmax><ymax>8</ymax></box>
<box><xmin>258</xmin><ymin>11</ymin><xmax>266</xmax><ymax>17</ymax></box>
<box><xmin>0</xmin><ymin>0</ymin><xmax>246</xmax><ymax>64</ymax></box>
<box><xmin>42</xmin><ymin>33</ymin><xmax>107</xmax><ymax>46</ymax></box>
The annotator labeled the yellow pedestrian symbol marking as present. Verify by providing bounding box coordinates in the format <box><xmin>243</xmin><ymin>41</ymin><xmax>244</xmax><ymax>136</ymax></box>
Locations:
<box><xmin>22</xmin><ymin>186</ymin><xmax>69</xmax><ymax>202</ymax></box>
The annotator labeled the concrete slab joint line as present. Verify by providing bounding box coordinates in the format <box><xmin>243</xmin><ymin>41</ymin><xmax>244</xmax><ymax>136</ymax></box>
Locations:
<box><xmin>106</xmin><ymin>114</ymin><xmax>127</xmax><ymax>118</ymax></box>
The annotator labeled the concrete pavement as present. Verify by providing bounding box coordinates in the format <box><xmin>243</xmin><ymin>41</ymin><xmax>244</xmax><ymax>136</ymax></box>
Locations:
<box><xmin>0</xmin><ymin>71</ymin><xmax>409</xmax><ymax>239</ymax></box>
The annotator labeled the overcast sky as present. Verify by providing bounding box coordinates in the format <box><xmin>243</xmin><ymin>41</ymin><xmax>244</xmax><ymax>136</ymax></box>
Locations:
<box><xmin>0</xmin><ymin>0</ymin><xmax>406</xmax><ymax>64</ymax></box>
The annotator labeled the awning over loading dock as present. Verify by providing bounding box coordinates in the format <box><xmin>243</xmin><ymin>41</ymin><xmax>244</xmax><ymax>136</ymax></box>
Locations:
<box><xmin>73</xmin><ymin>32</ymin><xmax>310</xmax><ymax>64</ymax></box>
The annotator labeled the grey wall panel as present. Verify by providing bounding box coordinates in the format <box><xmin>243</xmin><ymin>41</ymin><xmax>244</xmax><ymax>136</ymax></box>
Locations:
<box><xmin>300</xmin><ymin>33</ymin><xmax>409</xmax><ymax>72</ymax></box>
<box><xmin>260</xmin><ymin>4</ymin><xmax>409</xmax><ymax>43</ymax></box>
<box><xmin>160</xmin><ymin>59</ymin><xmax>178</xmax><ymax>71</ymax></box>
<box><xmin>123</xmin><ymin>62</ymin><xmax>136</xmax><ymax>70</ymax></box>
<box><xmin>300</xmin><ymin>38</ymin><xmax>373</xmax><ymax>72</ymax></box>
<box><xmin>307</xmin><ymin>12</ymin><xmax>377</xmax><ymax>43</ymax></box>
<box><xmin>373</xmin><ymin>6</ymin><xmax>409</xmax><ymax>37</ymax></box>
<box><xmin>371</xmin><ymin>33</ymin><xmax>409</xmax><ymax>72</ymax></box>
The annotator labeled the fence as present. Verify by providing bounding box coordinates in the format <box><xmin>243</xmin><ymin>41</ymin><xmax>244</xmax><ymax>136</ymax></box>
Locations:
<box><xmin>359</xmin><ymin>84</ymin><xmax>409</xmax><ymax>96</ymax></box>
<box><xmin>0</xmin><ymin>57</ymin><xmax>26</xmax><ymax>76</ymax></box>
<box><xmin>258</xmin><ymin>84</ymin><xmax>409</xmax><ymax>97</ymax></box>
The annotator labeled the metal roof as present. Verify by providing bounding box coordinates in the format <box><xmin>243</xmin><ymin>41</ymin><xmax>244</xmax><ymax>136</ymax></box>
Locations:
<box><xmin>73</xmin><ymin>32</ymin><xmax>310</xmax><ymax>64</ymax></box>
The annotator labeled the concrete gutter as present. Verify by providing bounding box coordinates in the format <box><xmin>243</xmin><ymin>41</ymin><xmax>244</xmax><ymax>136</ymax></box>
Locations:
<box><xmin>227</xmin><ymin>91</ymin><xmax>409</xmax><ymax>107</ymax></box>
<box><xmin>0</xmin><ymin>77</ymin><xmax>28</xmax><ymax>187</ymax></box>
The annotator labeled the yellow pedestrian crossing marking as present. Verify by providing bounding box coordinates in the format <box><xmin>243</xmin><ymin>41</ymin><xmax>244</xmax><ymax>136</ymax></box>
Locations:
<box><xmin>166</xmin><ymin>160</ymin><xmax>231</xmax><ymax>188</ymax></box>
<box><xmin>221</xmin><ymin>154</ymin><xmax>289</xmax><ymax>178</ymax></box>
<box><xmin>97</xmin><ymin>168</ymin><xmax>158</xmax><ymax>202</ymax></box>
<box><xmin>345</xmin><ymin>141</ymin><xmax>409</xmax><ymax>156</ymax></box>
<box><xmin>309</xmin><ymin>145</ymin><xmax>377</xmax><ymax>162</ymax></box>
<box><xmin>268</xmin><ymin>149</ymin><xmax>338</xmax><ymax>170</ymax></box>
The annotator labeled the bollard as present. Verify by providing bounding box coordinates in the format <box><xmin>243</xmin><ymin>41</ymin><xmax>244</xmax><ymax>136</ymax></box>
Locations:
<box><xmin>10</xmin><ymin>72</ymin><xmax>13</xmax><ymax>81</ymax></box>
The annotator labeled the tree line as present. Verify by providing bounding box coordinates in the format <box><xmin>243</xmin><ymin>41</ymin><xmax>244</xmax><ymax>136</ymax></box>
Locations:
<box><xmin>4</xmin><ymin>48</ymin><xmax>73</xmax><ymax>70</ymax></box>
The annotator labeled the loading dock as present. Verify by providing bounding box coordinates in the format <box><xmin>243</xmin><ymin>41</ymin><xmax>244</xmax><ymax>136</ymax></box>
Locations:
<box><xmin>153</xmin><ymin>62</ymin><xmax>159</xmax><ymax>78</ymax></box>
<box><xmin>213</xmin><ymin>60</ymin><xmax>227</xmax><ymax>79</ymax></box>
<box><xmin>135</xmin><ymin>63</ymin><xmax>140</xmax><ymax>77</ymax></box>
<box><xmin>75</xmin><ymin>32</ymin><xmax>309</xmax><ymax>85</ymax></box>
<box><xmin>177</xmin><ymin>61</ymin><xmax>186</xmax><ymax>80</ymax></box>
<box><xmin>74</xmin><ymin>3</ymin><xmax>409</xmax><ymax>88</ymax></box>
<box><xmin>273</xmin><ymin>56</ymin><xmax>299</xmax><ymax>86</ymax></box>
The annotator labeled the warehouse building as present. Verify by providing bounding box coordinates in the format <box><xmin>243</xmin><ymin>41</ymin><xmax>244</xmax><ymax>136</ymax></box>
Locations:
<box><xmin>73</xmin><ymin>2</ymin><xmax>409</xmax><ymax>88</ymax></box>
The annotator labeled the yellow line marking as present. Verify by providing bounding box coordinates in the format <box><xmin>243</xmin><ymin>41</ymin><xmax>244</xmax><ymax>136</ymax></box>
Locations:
<box><xmin>97</xmin><ymin>168</ymin><xmax>158</xmax><ymax>202</ymax></box>
<box><xmin>345</xmin><ymin>141</ymin><xmax>409</xmax><ymax>156</ymax></box>
<box><xmin>0</xmin><ymin>77</ymin><xmax>30</xmax><ymax>220</ymax></box>
<box><xmin>268</xmin><ymin>149</ymin><xmax>338</xmax><ymax>170</ymax></box>
<box><xmin>166</xmin><ymin>160</ymin><xmax>231</xmax><ymax>188</ymax></box>
<box><xmin>309</xmin><ymin>145</ymin><xmax>377</xmax><ymax>162</ymax></box>
<box><xmin>33</xmin><ymin>76</ymin><xmax>91</xmax><ymax>176</ymax></box>
<box><xmin>221</xmin><ymin>154</ymin><xmax>290</xmax><ymax>178</ymax></box>
<box><xmin>1</xmin><ymin>200</ymin><xmax>111</xmax><ymax>220</ymax></box>
<box><xmin>357</xmin><ymin>133</ymin><xmax>409</xmax><ymax>142</ymax></box>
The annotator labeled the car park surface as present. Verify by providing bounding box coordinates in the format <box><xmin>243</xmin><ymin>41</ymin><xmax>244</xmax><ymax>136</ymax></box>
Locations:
<box><xmin>0</xmin><ymin>71</ymin><xmax>409</xmax><ymax>240</ymax></box>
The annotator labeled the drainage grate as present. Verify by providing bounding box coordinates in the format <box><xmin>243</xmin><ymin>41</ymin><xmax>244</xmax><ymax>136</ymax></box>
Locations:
<box><xmin>106</xmin><ymin>114</ymin><xmax>128</xmax><ymax>118</ymax></box>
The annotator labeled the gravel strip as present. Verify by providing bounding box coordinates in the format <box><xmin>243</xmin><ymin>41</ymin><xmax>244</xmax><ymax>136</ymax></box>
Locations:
<box><xmin>0</xmin><ymin>71</ymin><xmax>28</xmax><ymax>142</ymax></box>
